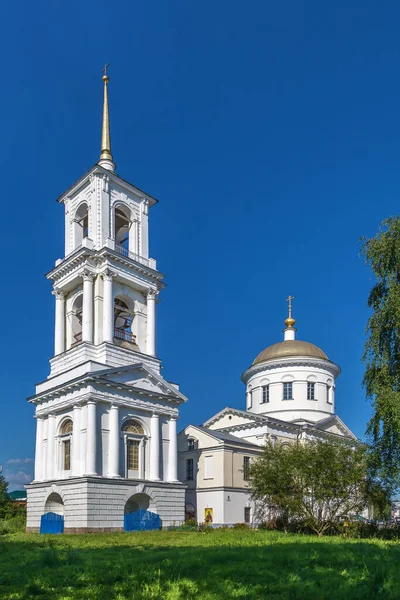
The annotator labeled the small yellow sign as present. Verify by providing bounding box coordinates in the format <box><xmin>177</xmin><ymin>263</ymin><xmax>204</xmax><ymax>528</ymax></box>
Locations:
<box><xmin>204</xmin><ymin>508</ymin><xmax>213</xmax><ymax>523</ymax></box>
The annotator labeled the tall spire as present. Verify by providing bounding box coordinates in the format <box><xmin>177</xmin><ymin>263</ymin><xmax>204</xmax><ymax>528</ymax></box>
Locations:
<box><xmin>283</xmin><ymin>295</ymin><xmax>296</xmax><ymax>341</ymax></box>
<box><xmin>98</xmin><ymin>64</ymin><xmax>116</xmax><ymax>172</ymax></box>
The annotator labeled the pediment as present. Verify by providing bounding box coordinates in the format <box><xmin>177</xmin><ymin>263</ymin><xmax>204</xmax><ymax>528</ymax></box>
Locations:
<box><xmin>93</xmin><ymin>363</ymin><xmax>187</xmax><ymax>402</ymax></box>
<box><xmin>314</xmin><ymin>415</ymin><xmax>356</xmax><ymax>439</ymax></box>
<box><xmin>203</xmin><ymin>407</ymin><xmax>264</xmax><ymax>431</ymax></box>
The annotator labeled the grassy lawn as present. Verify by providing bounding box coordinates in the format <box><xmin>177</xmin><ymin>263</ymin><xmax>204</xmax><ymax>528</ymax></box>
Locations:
<box><xmin>1</xmin><ymin>529</ymin><xmax>400</xmax><ymax>599</ymax></box>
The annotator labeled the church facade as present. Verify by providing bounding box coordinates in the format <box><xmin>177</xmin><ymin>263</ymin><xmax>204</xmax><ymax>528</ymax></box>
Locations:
<box><xmin>26</xmin><ymin>73</ymin><xmax>186</xmax><ymax>532</ymax></box>
<box><xmin>26</xmin><ymin>74</ymin><xmax>358</xmax><ymax>532</ymax></box>
<box><xmin>178</xmin><ymin>303</ymin><xmax>358</xmax><ymax>526</ymax></box>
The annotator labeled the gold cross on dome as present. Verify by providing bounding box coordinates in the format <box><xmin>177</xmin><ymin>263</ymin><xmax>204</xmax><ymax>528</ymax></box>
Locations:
<box><xmin>286</xmin><ymin>295</ymin><xmax>294</xmax><ymax>318</ymax></box>
<box><xmin>102</xmin><ymin>63</ymin><xmax>110</xmax><ymax>77</ymax></box>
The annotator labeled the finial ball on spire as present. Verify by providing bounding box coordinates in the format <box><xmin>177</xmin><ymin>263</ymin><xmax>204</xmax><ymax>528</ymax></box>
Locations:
<box><xmin>284</xmin><ymin>295</ymin><xmax>296</xmax><ymax>329</ymax></box>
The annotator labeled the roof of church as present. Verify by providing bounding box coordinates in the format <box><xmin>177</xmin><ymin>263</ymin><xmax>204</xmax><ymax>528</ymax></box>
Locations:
<box><xmin>253</xmin><ymin>340</ymin><xmax>328</xmax><ymax>365</ymax></box>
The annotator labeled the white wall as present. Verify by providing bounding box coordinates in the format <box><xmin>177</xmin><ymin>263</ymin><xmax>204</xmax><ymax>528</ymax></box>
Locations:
<box><xmin>244</xmin><ymin>359</ymin><xmax>337</xmax><ymax>423</ymax></box>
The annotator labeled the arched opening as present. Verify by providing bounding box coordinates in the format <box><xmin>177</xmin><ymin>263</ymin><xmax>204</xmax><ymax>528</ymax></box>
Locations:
<box><xmin>44</xmin><ymin>492</ymin><xmax>64</xmax><ymax>516</ymax></box>
<box><xmin>114</xmin><ymin>296</ymin><xmax>136</xmax><ymax>347</ymax></box>
<box><xmin>124</xmin><ymin>493</ymin><xmax>150</xmax><ymax>515</ymax></box>
<box><xmin>74</xmin><ymin>203</ymin><xmax>89</xmax><ymax>247</ymax></box>
<box><xmin>121</xmin><ymin>419</ymin><xmax>145</xmax><ymax>479</ymax></box>
<box><xmin>123</xmin><ymin>493</ymin><xmax>160</xmax><ymax>531</ymax></box>
<box><xmin>70</xmin><ymin>294</ymin><xmax>83</xmax><ymax>347</ymax></box>
<box><xmin>59</xmin><ymin>419</ymin><xmax>73</xmax><ymax>472</ymax></box>
<box><xmin>114</xmin><ymin>204</ymin><xmax>131</xmax><ymax>252</ymax></box>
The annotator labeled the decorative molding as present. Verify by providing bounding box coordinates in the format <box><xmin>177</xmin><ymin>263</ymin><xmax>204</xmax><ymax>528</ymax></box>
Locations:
<box><xmin>147</xmin><ymin>288</ymin><xmax>159</xmax><ymax>301</ymax></box>
<box><xmin>52</xmin><ymin>289</ymin><xmax>65</xmax><ymax>300</ymax></box>
<box><xmin>101</xmin><ymin>268</ymin><xmax>117</xmax><ymax>282</ymax></box>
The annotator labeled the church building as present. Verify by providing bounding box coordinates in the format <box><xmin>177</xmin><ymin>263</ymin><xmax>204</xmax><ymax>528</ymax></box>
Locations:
<box><xmin>178</xmin><ymin>300</ymin><xmax>358</xmax><ymax>526</ymax></box>
<box><xmin>26</xmin><ymin>72</ymin><xmax>187</xmax><ymax>532</ymax></box>
<box><xmin>26</xmin><ymin>73</ymin><xmax>358</xmax><ymax>532</ymax></box>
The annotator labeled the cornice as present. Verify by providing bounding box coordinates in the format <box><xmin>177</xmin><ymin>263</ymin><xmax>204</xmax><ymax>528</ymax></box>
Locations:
<box><xmin>35</xmin><ymin>392</ymin><xmax>179</xmax><ymax>419</ymax></box>
<box><xmin>30</xmin><ymin>372</ymin><xmax>184</xmax><ymax>406</ymax></box>
<box><xmin>56</xmin><ymin>164</ymin><xmax>158</xmax><ymax>207</ymax></box>
<box><xmin>241</xmin><ymin>356</ymin><xmax>340</xmax><ymax>383</ymax></box>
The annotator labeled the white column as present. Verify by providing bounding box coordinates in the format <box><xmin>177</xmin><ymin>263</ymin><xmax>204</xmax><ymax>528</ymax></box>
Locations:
<box><xmin>149</xmin><ymin>413</ymin><xmax>160</xmax><ymax>481</ymax></box>
<box><xmin>147</xmin><ymin>290</ymin><xmax>158</xmax><ymax>356</ymax></box>
<box><xmin>102</xmin><ymin>271</ymin><xmax>114</xmax><ymax>343</ymax></box>
<box><xmin>53</xmin><ymin>290</ymin><xmax>65</xmax><ymax>355</ymax></box>
<box><xmin>167</xmin><ymin>417</ymin><xmax>178</xmax><ymax>482</ymax></box>
<box><xmin>85</xmin><ymin>401</ymin><xmax>97</xmax><ymax>475</ymax></box>
<box><xmin>108</xmin><ymin>404</ymin><xmax>120</xmax><ymax>477</ymax></box>
<box><xmin>34</xmin><ymin>417</ymin><xmax>44</xmax><ymax>481</ymax></box>
<box><xmin>46</xmin><ymin>414</ymin><xmax>56</xmax><ymax>480</ymax></box>
<box><xmin>82</xmin><ymin>271</ymin><xmax>94</xmax><ymax>343</ymax></box>
<box><xmin>139</xmin><ymin>438</ymin><xmax>145</xmax><ymax>479</ymax></box>
<box><xmin>72</xmin><ymin>405</ymin><xmax>81</xmax><ymax>476</ymax></box>
<box><xmin>93</xmin><ymin>274</ymin><xmax>101</xmax><ymax>345</ymax></box>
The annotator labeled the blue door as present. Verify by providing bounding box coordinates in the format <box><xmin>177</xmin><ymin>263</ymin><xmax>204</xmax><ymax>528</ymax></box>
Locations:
<box><xmin>40</xmin><ymin>512</ymin><xmax>64</xmax><ymax>534</ymax></box>
<box><xmin>124</xmin><ymin>509</ymin><xmax>161</xmax><ymax>531</ymax></box>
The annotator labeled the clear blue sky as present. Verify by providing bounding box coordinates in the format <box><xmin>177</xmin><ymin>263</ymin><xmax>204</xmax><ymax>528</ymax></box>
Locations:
<box><xmin>1</xmin><ymin>0</ymin><xmax>399</xmax><ymax>489</ymax></box>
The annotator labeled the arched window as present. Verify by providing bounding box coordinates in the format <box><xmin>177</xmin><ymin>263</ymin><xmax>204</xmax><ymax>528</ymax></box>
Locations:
<box><xmin>122</xmin><ymin>419</ymin><xmax>144</xmax><ymax>434</ymax></box>
<box><xmin>74</xmin><ymin>203</ymin><xmax>89</xmax><ymax>247</ymax></box>
<box><xmin>121</xmin><ymin>419</ymin><xmax>145</xmax><ymax>478</ymax></box>
<box><xmin>247</xmin><ymin>385</ymin><xmax>253</xmax><ymax>409</ymax></box>
<box><xmin>70</xmin><ymin>294</ymin><xmax>83</xmax><ymax>347</ymax></box>
<box><xmin>59</xmin><ymin>419</ymin><xmax>73</xmax><ymax>471</ymax></box>
<box><xmin>60</xmin><ymin>419</ymin><xmax>73</xmax><ymax>435</ymax></box>
<box><xmin>114</xmin><ymin>297</ymin><xmax>135</xmax><ymax>344</ymax></box>
<box><xmin>114</xmin><ymin>205</ymin><xmax>131</xmax><ymax>252</ymax></box>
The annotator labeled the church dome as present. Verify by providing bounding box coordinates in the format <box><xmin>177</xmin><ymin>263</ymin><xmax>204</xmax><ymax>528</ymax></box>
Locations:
<box><xmin>253</xmin><ymin>340</ymin><xmax>328</xmax><ymax>365</ymax></box>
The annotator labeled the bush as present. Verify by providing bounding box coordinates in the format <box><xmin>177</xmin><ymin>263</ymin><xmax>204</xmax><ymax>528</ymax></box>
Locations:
<box><xmin>233</xmin><ymin>523</ymin><xmax>250</xmax><ymax>530</ymax></box>
<box><xmin>0</xmin><ymin>515</ymin><xmax>26</xmax><ymax>535</ymax></box>
<box><xmin>184</xmin><ymin>518</ymin><xmax>197</xmax><ymax>528</ymax></box>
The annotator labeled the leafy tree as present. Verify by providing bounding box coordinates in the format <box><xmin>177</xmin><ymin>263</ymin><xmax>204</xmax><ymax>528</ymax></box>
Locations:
<box><xmin>360</xmin><ymin>216</ymin><xmax>400</xmax><ymax>489</ymax></box>
<box><xmin>249</xmin><ymin>439</ymin><xmax>383</xmax><ymax>536</ymax></box>
<box><xmin>0</xmin><ymin>473</ymin><xmax>11</xmax><ymax>519</ymax></box>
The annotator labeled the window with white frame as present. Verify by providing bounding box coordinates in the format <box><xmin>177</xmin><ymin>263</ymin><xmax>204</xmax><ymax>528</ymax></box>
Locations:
<box><xmin>204</xmin><ymin>455</ymin><xmax>213</xmax><ymax>479</ymax></box>
<box><xmin>307</xmin><ymin>382</ymin><xmax>315</xmax><ymax>400</ymax></box>
<box><xmin>283</xmin><ymin>382</ymin><xmax>293</xmax><ymax>400</ymax></box>
<box><xmin>186</xmin><ymin>458</ymin><xmax>194</xmax><ymax>480</ymax></box>
<box><xmin>60</xmin><ymin>419</ymin><xmax>73</xmax><ymax>471</ymax></box>
<box><xmin>188</xmin><ymin>439</ymin><xmax>195</xmax><ymax>451</ymax></box>
<box><xmin>262</xmin><ymin>385</ymin><xmax>270</xmax><ymax>403</ymax></box>
<box><xmin>244</xmin><ymin>507</ymin><xmax>251</xmax><ymax>524</ymax></box>
<box><xmin>121</xmin><ymin>419</ymin><xmax>144</xmax><ymax>477</ymax></box>
<box><xmin>243</xmin><ymin>456</ymin><xmax>251</xmax><ymax>480</ymax></box>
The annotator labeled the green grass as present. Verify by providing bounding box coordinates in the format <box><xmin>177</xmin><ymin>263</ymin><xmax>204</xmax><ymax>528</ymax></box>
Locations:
<box><xmin>1</xmin><ymin>529</ymin><xmax>400</xmax><ymax>599</ymax></box>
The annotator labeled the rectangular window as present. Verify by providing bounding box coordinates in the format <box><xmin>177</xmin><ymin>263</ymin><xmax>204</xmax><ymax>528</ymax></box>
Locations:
<box><xmin>127</xmin><ymin>439</ymin><xmax>139</xmax><ymax>470</ymax></box>
<box><xmin>307</xmin><ymin>382</ymin><xmax>315</xmax><ymax>400</ymax></box>
<box><xmin>244</xmin><ymin>507</ymin><xmax>251</xmax><ymax>524</ymax></box>
<box><xmin>186</xmin><ymin>458</ymin><xmax>194</xmax><ymax>480</ymax></box>
<box><xmin>283</xmin><ymin>382</ymin><xmax>293</xmax><ymax>400</ymax></box>
<box><xmin>204</xmin><ymin>455</ymin><xmax>213</xmax><ymax>479</ymax></box>
<box><xmin>262</xmin><ymin>385</ymin><xmax>270</xmax><ymax>403</ymax></box>
<box><xmin>188</xmin><ymin>439</ymin><xmax>195</xmax><ymax>451</ymax></box>
<box><xmin>63</xmin><ymin>439</ymin><xmax>71</xmax><ymax>471</ymax></box>
<box><xmin>243</xmin><ymin>456</ymin><xmax>251</xmax><ymax>480</ymax></box>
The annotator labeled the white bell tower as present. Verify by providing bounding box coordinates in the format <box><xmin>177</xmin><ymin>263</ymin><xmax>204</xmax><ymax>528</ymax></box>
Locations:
<box><xmin>50</xmin><ymin>68</ymin><xmax>162</xmax><ymax>376</ymax></box>
<box><xmin>26</xmin><ymin>70</ymin><xmax>187</xmax><ymax>533</ymax></box>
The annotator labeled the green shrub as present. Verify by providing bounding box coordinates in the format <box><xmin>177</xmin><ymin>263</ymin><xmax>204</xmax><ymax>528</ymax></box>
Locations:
<box><xmin>233</xmin><ymin>523</ymin><xmax>250</xmax><ymax>530</ymax></box>
<box><xmin>0</xmin><ymin>515</ymin><xmax>25</xmax><ymax>535</ymax></box>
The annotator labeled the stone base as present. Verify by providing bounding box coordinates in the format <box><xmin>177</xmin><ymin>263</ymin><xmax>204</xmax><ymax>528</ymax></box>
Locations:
<box><xmin>26</xmin><ymin>476</ymin><xmax>185</xmax><ymax>532</ymax></box>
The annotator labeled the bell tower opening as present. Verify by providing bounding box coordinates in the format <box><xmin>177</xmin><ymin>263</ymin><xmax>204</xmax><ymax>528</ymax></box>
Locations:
<box><xmin>74</xmin><ymin>202</ymin><xmax>89</xmax><ymax>248</ymax></box>
<box><xmin>114</xmin><ymin>205</ymin><xmax>131</xmax><ymax>253</ymax></box>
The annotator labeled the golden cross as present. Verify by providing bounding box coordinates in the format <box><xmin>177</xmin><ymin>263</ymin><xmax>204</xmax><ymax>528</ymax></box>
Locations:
<box><xmin>286</xmin><ymin>295</ymin><xmax>294</xmax><ymax>318</ymax></box>
<box><xmin>102</xmin><ymin>63</ymin><xmax>110</xmax><ymax>77</ymax></box>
